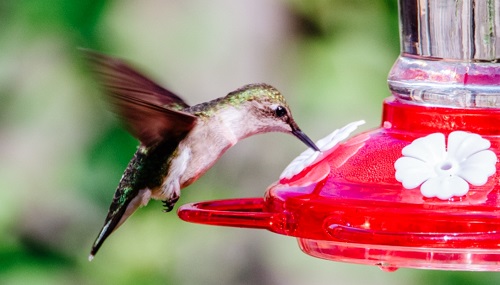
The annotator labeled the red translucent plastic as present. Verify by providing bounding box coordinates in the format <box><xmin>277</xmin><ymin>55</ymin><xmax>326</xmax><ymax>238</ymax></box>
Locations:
<box><xmin>178</xmin><ymin>98</ymin><xmax>500</xmax><ymax>271</ymax></box>
<box><xmin>177</xmin><ymin>198</ymin><xmax>271</xmax><ymax>229</ymax></box>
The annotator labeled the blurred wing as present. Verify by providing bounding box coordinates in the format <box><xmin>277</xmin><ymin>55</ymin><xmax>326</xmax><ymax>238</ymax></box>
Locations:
<box><xmin>110</xmin><ymin>93</ymin><xmax>197</xmax><ymax>147</ymax></box>
<box><xmin>84</xmin><ymin>50</ymin><xmax>197</xmax><ymax>146</ymax></box>
<box><xmin>84</xmin><ymin>49</ymin><xmax>190</xmax><ymax>109</ymax></box>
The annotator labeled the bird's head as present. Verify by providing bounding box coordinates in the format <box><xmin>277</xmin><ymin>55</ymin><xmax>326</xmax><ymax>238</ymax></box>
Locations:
<box><xmin>224</xmin><ymin>84</ymin><xmax>319</xmax><ymax>151</ymax></box>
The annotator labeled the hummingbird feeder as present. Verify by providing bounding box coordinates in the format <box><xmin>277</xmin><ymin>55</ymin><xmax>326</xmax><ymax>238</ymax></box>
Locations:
<box><xmin>178</xmin><ymin>0</ymin><xmax>500</xmax><ymax>271</ymax></box>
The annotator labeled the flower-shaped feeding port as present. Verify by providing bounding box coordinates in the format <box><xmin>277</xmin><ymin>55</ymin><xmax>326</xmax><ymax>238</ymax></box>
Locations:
<box><xmin>279</xmin><ymin>120</ymin><xmax>365</xmax><ymax>187</ymax></box>
<box><xmin>395</xmin><ymin>131</ymin><xmax>497</xmax><ymax>200</ymax></box>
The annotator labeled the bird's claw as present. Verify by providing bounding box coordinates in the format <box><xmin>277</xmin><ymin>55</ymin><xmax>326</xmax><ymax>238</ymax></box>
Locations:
<box><xmin>162</xmin><ymin>194</ymin><xmax>179</xmax><ymax>212</ymax></box>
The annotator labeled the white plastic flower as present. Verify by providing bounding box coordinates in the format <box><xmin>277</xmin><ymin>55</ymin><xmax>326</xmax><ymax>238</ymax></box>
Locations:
<box><xmin>395</xmin><ymin>131</ymin><xmax>497</xmax><ymax>200</ymax></box>
<box><xmin>280</xmin><ymin>120</ymin><xmax>365</xmax><ymax>180</ymax></box>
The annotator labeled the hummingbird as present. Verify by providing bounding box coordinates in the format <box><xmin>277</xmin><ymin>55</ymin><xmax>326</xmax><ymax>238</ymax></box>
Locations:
<box><xmin>86</xmin><ymin>51</ymin><xmax>319</xmax><ymax>260</ymax></box>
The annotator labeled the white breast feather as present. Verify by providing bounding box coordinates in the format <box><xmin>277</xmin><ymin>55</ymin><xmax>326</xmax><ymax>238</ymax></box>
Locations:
<box><xmin>157</xmin><ymin>147</ymin><xmax>191</xmax><ymax>199</ymax></box>
<box><xmin>218</xmin><ymin>109</ymin><xmax>240</xmax><ymax>145</ymax></box>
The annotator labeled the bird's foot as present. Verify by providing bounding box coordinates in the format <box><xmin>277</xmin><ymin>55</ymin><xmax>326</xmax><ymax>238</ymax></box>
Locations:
<box><xmin>162</xmin><ymin>194</ymin><xmax>179</xmax><ymax>212</ymax></box>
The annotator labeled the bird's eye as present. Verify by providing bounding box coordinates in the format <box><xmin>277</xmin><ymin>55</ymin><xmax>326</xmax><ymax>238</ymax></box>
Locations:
<box><xmin>275</xmin><ymin>106</ymin><xmax>287</xmax><ymax>117</ymax></box>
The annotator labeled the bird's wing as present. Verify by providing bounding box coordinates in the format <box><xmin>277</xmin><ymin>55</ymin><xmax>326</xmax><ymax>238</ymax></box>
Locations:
<box><xmin>84</xmin><ymin>50</ymin><xmax>197</xmax><ymax>147</ymax></box>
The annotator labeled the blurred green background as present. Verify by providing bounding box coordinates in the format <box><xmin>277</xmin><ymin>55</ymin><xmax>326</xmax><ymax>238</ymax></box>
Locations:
<box><xmin>2</xmin><ymin>0</ymin><xmax>500</xmax><ymax>284</ymax></box>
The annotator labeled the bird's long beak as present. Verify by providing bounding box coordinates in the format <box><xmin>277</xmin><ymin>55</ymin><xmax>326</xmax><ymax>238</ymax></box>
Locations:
<box><xmin>292</xmin><ymin>127</ymin><xmax>320</xmax><ymax>151</ymax></box>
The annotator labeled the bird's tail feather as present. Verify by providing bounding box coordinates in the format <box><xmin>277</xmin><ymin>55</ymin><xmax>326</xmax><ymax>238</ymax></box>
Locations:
<box><xmin>88</xmin><ymin>202</ymin><xmax>127</xmax><ymax>261</ymax></box>
<box><xmin>89</xmin><ymin>150</ymin><xmax>149</xmax><ymax>261</ymax></box>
